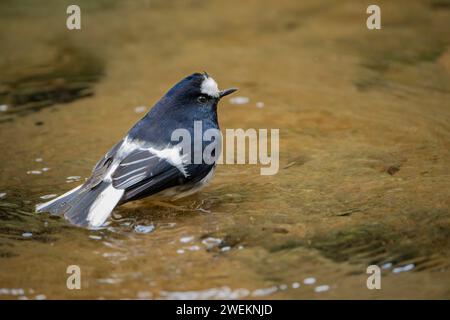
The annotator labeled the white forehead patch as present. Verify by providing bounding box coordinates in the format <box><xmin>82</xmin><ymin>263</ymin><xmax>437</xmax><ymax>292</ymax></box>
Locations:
<box><xmin>200</xmin><ymin>76</ymin><xmax>220</xmax><ymax>98</ymax></box>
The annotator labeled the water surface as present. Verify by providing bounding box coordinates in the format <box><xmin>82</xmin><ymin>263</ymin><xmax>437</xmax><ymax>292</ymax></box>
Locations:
<box><xmin>0</xmin><ymin>0</ymin><xmax>449</xmax><ymax>299</ymax></box>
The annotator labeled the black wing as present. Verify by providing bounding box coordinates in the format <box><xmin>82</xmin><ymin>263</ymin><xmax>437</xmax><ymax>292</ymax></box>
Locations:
<box><xmin>111</xmin><ymin>148</ymin><xmax>186</xmax><ymax>202</ymax></box>
<box><xmin>85</xmin><ymin>139</ymin><xmax>124</xmax><ymax>189</ymax></box>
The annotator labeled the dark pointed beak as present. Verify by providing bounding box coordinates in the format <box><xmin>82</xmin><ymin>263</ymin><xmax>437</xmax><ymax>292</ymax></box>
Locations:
<box><xmin>219</xmin><ymin>88</ymin><xmax>238</xmax><ymax>98</ymax></box>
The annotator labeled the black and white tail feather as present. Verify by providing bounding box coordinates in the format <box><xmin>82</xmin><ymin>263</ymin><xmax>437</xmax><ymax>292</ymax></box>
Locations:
<box><xmin>36</xmin><ymin>182</ymin><xmax>124</xmax><ymax>228</ymax></box>
<box><xmin>35</xmin><ymin>139</ymin><xmax>126</xmax><ymax>228</ymax></box>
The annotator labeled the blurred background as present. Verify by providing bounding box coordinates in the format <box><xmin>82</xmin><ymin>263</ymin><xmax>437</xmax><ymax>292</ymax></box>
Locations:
<box><xmin>0</xmin><ymin>0</ymin><xmax>449</xmax><ymax>299</ymax></box>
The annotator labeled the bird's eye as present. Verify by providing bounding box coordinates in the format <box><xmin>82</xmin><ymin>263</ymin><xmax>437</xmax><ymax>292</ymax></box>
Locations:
<box><xmin>197</xmin><ymin>95</ymin><xmax>207</xmax><ymax>104</ymax></box>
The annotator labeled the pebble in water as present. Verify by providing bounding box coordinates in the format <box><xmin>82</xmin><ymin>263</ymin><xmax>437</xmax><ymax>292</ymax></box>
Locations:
<box><xmin>66</xmin><ymin>176</ymin><xmax>81</xmax><ymax>183</ymax></box>
<box><xmin>392</xmin><ymin>264</ymin><xmax>415</xmax><ymax>274</ymax></box>
<box><xmin>40</xmin><ymin>194</ymin><xmax>57</xmax><ymax>200</ymax></box>
<box><xmin>22</xmin><ymin>232</ymin><xmax>33</xmax><ymax>238</ymax></box>
<box><xmin>134</xmin><ymin>106</ymin><xmax>147</xmax><ymax>113</ymax></box>
<box><xmin>314</xmin><ymin>285</ymin><xmax>330</xmax><ymax>293</ymax></box>
<box><xmin>229</xmin><ymin>96</ymin><xmax>250</xmax><ymax>105</ymax></box>
<box><xmin>229</xmin><ymin>288</ymin><xmax>250</xmax><ymax>299</ymax></box>
<box><xmin>35</xmin><ymin>158</ymin><xmax>43</xmax><ymax>162</ymax></box>
<box><xmin>256</xmin><ymin>101</ymin><xmax>265</xmax><ymax>108</ymax></box>
<box><xmin>0</xmin><ymin>288</ymin><xmax>25</xmax><ymax>295</ymax></box>
<box><xmin>201</xmin><ymin>237</ymin><xmax>222</xmax><ymax>249</ymax></box>
<box><xmin>134</xmin><ymin>224</ymin><xmax>155</xmax><ymax>234</ymax></box>
<box><xmin>27</xmin><ymin>170</ymin><xmax>42</xmax><ymax>175</ymax></box>
<box><xmin>97</xmin><ymin>278</ymin><xmax>122</xmax><ymax>285</ymax></box>
<box><xmin>382</xmin><ymin>262</ymin><xmax>393</xmax><ymax>269</ymax></box>
<box><xmin>161</xmin><ymin>286</ymin><xmax>250</xmax><ymax>300</ymax></box>
<box><xmin>303</xmin><ymin>277</ymin><xmax>316</xmax><ymax>285</ymax></box>
<box><xmin>0</xmin><ymin>105</ymin><xmax>8</xmax><ymax>112</ymax></box>
<box><xmin>0</xmin><ymin>192</ymin><xmax>6</xmax><ymax>199</ymax></box>
<box><xmin>180</xmin><ymin>236</ymin><xmax>194</xmax><ymax>243</ymax></box>
<box><xmin>292</xmin><ymin>282</ymin><xmax>301</xmax><ymax>289</ymax></box>
<box><xmin>252</xmin><ymin>286</ymin><xmax>278</xmax><ymax>297</ymax></box>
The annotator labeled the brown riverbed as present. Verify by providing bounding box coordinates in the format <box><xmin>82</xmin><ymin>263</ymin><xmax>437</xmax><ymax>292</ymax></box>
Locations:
<box><xmin>0</xmin><ymin>0</ymin><xmax>449</xmax><ymax>299</ymax></box>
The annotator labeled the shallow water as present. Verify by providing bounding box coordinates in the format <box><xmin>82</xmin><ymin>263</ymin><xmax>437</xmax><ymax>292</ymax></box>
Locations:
<box><xmin>0</xmin><ymin>0</ymin><xmax>449</xmax><ymax>299</ymax></box>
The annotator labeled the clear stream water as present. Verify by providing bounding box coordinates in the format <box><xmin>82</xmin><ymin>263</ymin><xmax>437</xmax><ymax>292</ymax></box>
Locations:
<box><xmin>0</xmin><ymin>0</ymin><xmax>449</xmax><ymax>299</ymax></box>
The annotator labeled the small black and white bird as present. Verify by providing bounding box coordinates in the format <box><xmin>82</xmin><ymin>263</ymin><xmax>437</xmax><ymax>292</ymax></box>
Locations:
<box><xmin>36</xmin><ymin>72</ymin><xmax>237</xmax><ymax>228</ymax></box>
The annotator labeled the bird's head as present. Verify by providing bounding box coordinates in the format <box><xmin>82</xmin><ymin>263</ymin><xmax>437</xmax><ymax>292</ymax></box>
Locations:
<box><xmin>164</xmin><ymin>72</ymin><xmax>237</xmax><ymax>113</ymax></box>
